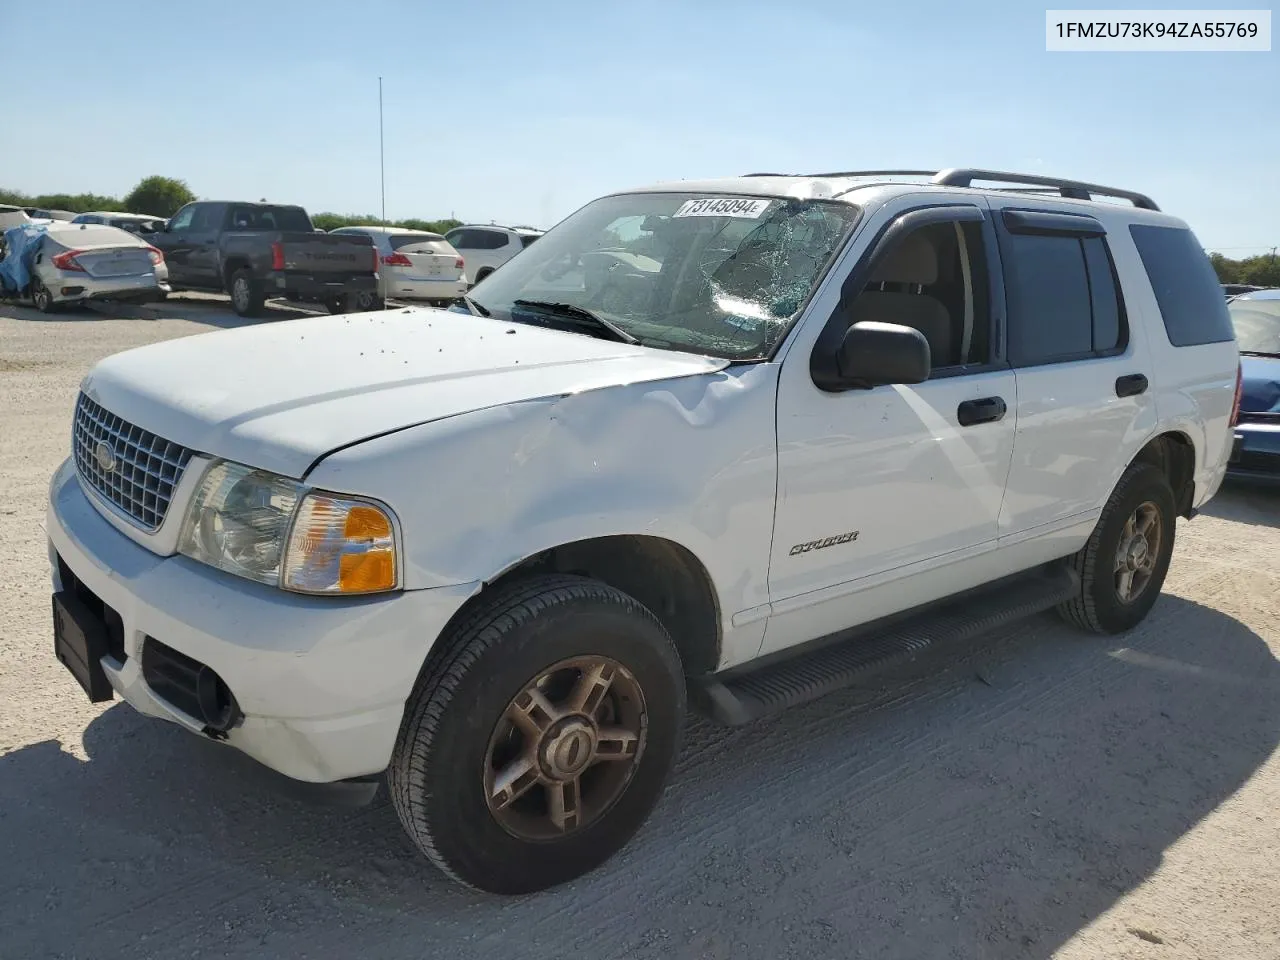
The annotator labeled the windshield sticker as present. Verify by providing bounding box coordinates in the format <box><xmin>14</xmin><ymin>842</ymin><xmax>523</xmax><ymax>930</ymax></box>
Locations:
<box><xmin>673</xmin><ymin>197</ymin><xmax>772</xmax><ymax>219</ymax></box>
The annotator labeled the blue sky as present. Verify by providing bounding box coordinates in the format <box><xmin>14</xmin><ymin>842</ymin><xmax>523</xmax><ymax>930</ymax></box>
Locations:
<box><xmin>4</xmin><ymin>1</ymin><xmax>1276</xmax><ymax>254</ymax></box>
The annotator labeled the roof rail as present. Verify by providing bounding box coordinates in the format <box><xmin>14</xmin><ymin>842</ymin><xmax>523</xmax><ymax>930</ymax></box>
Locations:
<box><xmin>932</xmin><ymin>168</ymin><xmax>1160</xmax><ymax>211</ymax></box>
<box><xmin>804</xmin><ymin>169</ymin><xmax>938</xmax><ymax>179</ymax></box>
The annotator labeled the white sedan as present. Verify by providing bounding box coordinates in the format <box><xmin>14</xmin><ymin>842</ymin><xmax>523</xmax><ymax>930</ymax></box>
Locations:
<box><xmin>28</xmin><ymin>223</ymin><xmax>169</xmax><ymax>313</ymax></box>
<box><xmin>329</xmin><ymin>226</ymin><xmax>466</xmax><ymax>307</ymax></box>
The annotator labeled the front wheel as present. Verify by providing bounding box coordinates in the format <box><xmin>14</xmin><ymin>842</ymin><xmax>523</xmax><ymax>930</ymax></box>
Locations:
<box><xmin>1058</xmin><ymin>462</ymin><xmax>1177</xmax><ymax>634</ymax></box>
<box><xmin>388</xmin><ymin>575</ymin><xmax>685</xmax><ymax>894</ymax></box>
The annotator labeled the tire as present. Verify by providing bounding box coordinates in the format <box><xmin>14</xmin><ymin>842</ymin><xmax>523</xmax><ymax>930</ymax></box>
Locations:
<box><xmin>1058</xmin><ymin>462</ymin><xmax>1177</xmax><ymax>634</ymax></box>
<box><xmin>30</xmin><ymin>277</ymin><xmax>56</xmax><ymax>313</ymax></box>
<box><xmin>351</xmin><ymin>289</ymin><xmax>383</xmax><ymax>312</ymax></box>
<box><xmin>474</xmin><ymin>268</ymin><xmax>493</xmax><ymax>284</ymax></box>
<box><xmin>388</xmin><ymin>574</ymin><xmax>685</xmax><ymax>895</ymax></box>
<box><xmin>229</xmin><ymin>268</ymin><xmax>264</xmax><ymax>317</ymax></box>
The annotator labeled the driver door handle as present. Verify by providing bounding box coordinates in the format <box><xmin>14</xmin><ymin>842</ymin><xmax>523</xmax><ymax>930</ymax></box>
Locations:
<box><xmin>957</xmin><ymin>396</ymin><xmax>1007</xmax><ymax>426</ymax></box>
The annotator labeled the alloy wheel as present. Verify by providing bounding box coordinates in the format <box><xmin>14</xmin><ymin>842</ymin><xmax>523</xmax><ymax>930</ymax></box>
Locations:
<box><xmin>1114</xmin><ymin>501</ymin><xmax>1162</xmax><ymax>603</ymax></box>
<box><xmin>484</xmin><ymin>656</ymin><xmax>647</xmax><ymax>840</ymax></box>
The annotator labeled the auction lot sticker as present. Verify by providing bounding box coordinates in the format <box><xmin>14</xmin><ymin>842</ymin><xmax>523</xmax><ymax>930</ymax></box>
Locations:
<box><xmin>673</xmin><ymin>198</ymin><xmax>773</xmax><ymax>218</ymax></box>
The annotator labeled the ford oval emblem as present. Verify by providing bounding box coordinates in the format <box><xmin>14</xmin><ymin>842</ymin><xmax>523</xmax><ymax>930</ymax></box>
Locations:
<box><xmin>93</xmin><ymin>441</ymin><xmax>117</xmax><ymax>473</ymax></box>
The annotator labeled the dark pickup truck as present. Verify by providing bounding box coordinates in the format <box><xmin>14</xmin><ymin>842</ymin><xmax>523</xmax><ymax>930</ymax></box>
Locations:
<box><xmin>151</xmin><ymin>201</ymin><xmax>378</xmax><ymax>317</ymax></box>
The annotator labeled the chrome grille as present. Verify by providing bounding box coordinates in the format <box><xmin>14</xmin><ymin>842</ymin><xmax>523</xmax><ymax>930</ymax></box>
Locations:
<box><xmin>73</xmin><ymin>393</ymin><xmax>194</xmax><ymax>531</ymax></box>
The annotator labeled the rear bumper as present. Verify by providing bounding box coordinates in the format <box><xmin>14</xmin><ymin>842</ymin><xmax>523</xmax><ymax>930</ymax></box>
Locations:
<box><xmin>267</xmin><ymin>271</ymin><xmax>377</xmax><ymax>301</ymax></box>
<box><xmin>1227</xmin><ymin>422</ymin><xmax>1280</xmax><ymax>482</ymax></box>
<box><xmin>381</xmin><ymin>276</ymin><xmax>466</xmax><ymax>301</ymax></box>
<box><xmin>51</xmin><ymin>273</ymin><xmax>169</xmax><ymax>303</ymax></box>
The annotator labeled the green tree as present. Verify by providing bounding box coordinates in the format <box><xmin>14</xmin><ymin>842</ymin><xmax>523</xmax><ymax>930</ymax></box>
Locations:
<box><xmin>123</xmin><ymin>176</ymin><xmax>196</xmax><ymax>217</ymax></box>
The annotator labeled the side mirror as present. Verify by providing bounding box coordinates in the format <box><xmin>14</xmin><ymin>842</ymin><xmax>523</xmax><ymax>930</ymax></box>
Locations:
<box><xmin>835</xmin><ymin>321</ymin><xmax>931</xmax><ymax>388</ymax></box>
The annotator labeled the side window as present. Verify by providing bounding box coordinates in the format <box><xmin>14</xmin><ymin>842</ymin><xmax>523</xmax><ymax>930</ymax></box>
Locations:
<box><xmin>848</xmin><ymin>218</ymin><xmax>992</xmax><ymax>371</ymax></box>
<box><xmin>190</xmin><ymin>205</ymin><xmax>220</xmax><ymax>231</ymax></box>
<box><xmin>167</xmin><ymin>205</ymin><xmax>197</xmax><ymax>232</ymax></box>
<box><xmin>520</xmin><ymin>234</ymin><xmax>539</xmax><ymax>248</ymax></box>
<box><xmin>471</xmin><ymin>230</ymin><xmax>508</xmax><ymax>250</ymax></box>
<box><xmin>1129</xmin><ymin>224</ymin><xmax>1234</xmax><ymax>347</ymax></box>
<box><xmin>1000</xmin><ymin>227</ymin><xmax>1127</xmax><ymax>367</ymax></box>
<box><xmin>445</xmin><ymin>229</ymin><xmax>472</xmax><ymax>248</ymax></box>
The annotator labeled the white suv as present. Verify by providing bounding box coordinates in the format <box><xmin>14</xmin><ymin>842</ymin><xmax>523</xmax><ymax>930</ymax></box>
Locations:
<box><xmin>444</xmin><ymin>223</ymin><xmax>542</xmax><ymax>285</ymax></box>
<box><xmin>47</xmin><ymin>168</ymin><xmax>1240</xmax><ymax>896</ymax></box>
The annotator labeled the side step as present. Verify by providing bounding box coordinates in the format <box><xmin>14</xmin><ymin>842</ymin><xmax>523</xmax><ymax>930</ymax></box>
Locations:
<box><xmin>691</xmin><ymin>566</ymin><xmax>1079</xmax><ymax>726</ymax></box>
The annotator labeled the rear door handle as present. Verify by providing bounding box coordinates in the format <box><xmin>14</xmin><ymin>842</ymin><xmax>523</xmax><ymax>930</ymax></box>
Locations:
<box><xmin>957</xmin><ymin>396</ymin><xmax>1007</xmax><ymax>426</ymax></box>
<box><xmin>1115</xmin><ymin>373</ymin><xmax>1149</xmax><ymax>397</ymax></box>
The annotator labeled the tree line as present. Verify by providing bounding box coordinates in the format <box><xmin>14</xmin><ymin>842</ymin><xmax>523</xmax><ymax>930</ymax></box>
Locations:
<box><xmin>1208</xmin><ymin>251</ymin><xmax>1280</xmax><ymax>288</ymax></box>
<box><xmin>1</xmin><ymin>176</ymin><xmax>460</xmax><ymax>236</ymax></box>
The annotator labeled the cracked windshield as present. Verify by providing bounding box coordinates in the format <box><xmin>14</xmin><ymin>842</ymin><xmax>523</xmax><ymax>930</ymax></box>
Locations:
<box><xmin>459</xmin><ymin>193</ymin><xmax>860</xmax><ymax>359</ymax></box>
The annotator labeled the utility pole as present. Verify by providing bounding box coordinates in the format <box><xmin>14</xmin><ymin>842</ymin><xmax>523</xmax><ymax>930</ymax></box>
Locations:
<box><xmin>378</xmin><ymin>77</ymin><xmax>386</xmax><ymax>224</ymax></box>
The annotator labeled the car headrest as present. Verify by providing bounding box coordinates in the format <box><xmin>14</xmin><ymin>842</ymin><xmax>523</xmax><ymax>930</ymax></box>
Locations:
<box><xmin>869</xmin><ymin>233</ymin><xmax>939</xmax><ymax>285</ymax></box>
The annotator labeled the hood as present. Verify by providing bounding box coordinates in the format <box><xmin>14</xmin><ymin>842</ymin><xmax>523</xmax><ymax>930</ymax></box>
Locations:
<box><xmin>1240</xmin><ymin>354</ymin><xmax>1280</xmax><ymax>415</ymax></box>
<box><xmin>83</xmin><ymin>307</ymin><xmax>729</xmax><ymax>478</ymax></box>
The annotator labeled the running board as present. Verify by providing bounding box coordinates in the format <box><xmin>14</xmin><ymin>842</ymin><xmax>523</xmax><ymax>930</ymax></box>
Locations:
<box><xmin>691</xmin><ymin>567</ymin><xmax>1079</xmax><ymax>726</ymax></box>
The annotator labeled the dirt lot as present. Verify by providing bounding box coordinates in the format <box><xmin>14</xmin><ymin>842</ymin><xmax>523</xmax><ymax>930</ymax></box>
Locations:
<box><xmin>1</xmin><ymin>304</ymin><xmax>1278</xmax><ymax>960</ymax></box>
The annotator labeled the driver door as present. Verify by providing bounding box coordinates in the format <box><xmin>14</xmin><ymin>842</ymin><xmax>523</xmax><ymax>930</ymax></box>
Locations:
<box><xmin>762</xmin><ymin>198</ymin><xmax>1017</xmax><ymax>654</ymax></box>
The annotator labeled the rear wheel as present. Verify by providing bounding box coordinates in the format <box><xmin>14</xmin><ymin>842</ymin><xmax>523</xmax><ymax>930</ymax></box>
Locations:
<box><xmin>30</xmin><ymin>277</ymin><xmax>56</xmax><ymax>313</ymax></box>
<box><xmin>351</xmin><ymin>289</ymin><xmax>383</xmax><ymax>312</ymax></box>
<box><xmin>388</xmin><ymin>575</ymin><xmax>685</xmax><ymax>894</ymax></box>
<box><xmin>1058</xmin><ymin>462</ymin><xmax>1176</xmax><ymax>634</ymax></box>
<box><xmin>229</xmin><ymin>269</ymin><xmax>264</xmax><ymax>317</ymax></box>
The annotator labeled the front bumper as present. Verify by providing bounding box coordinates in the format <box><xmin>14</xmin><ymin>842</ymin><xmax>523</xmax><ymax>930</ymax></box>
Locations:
<box><xmin>1227</xmin><ymin>421</ymin><xmax>1280</xmax><ymax>483</ymax></box>
<box><xmin>47</xmin><ymin>459</ymin><xmax>476</xmax><ymax>783</ymax></box>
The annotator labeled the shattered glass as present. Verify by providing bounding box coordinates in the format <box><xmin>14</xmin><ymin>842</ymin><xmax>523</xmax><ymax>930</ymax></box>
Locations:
<box><xmin>462</xmin><ymin>193</ymin><xmax>861</xmax><ymax>360</ymax></box>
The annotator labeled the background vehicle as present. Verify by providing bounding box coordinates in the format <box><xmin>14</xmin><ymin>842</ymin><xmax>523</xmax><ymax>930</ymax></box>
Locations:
<box><xmin>0</xmin><ymin>204</ymin><xmax>41</xmax><ymax>231</ymax></box>
<box><xmin>24</xmin><ymin>222</ymin><xmax>168</xmax><ymax>312</ymax></box>
<box><xmin>47</xmin><ymin>169</ymin><xmax>1237</xmax><ymax>896</ymax></box>
<box><xmin>23</xmin><ymin>207</ymin><xmax>76</xmax><ymax>221</ymax></box>
<box><xmin>329</xmin><ymin>226</ymin><xmax>466</xmax><ymax>307</ymax></box>
<box><xmin>72</xmin><ymin>211</ymin><xmax>167</xmax><ymax>236</ymax></box>
<box><xmin>1226</xmin><ymin>288</ymin><xmax>1280</xmax><ymax>481</ymax></box>
<box><xmin>444</xmin><ymin>223</ymin><xmax>542</xmax><ymax>285</ymax></box>
<box><xmin>1223</xmin><ymin>283</ymin><xmax>1267</xmax><ymax>297</ymax></box>
<box><xmin>150</xmin><ymin>201</ymin><xmax>377</xmax><ymax>317</ymax></box>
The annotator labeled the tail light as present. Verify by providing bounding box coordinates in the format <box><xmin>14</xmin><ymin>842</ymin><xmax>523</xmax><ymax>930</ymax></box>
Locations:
<box><xmin>381</xmin><ymin>252</ymin><xmax>412</xmax><ymax>267</ymax></box>
<box><xmin>270</xmin><ymin>241</ymin><xmax>285</xmax><ymax>271</ymax></box>
<box><xmin>454</xmin><ymin>257</ymin><xmax>465</xmax><ymax>270</ymax></box>
<box><xmin>51</xmin><ymin>250</ymin><xmax>85</xmax><ymax>272</ymax></box>
<box><xmin>1230</xmin><ymin>361</ymin><xmax>1243</xmax><ymax>428</ymax></box>
<box><xmin>145</xmin><ymin>245</ymin><xmax>164</xmax><ymax>265</ymax></box>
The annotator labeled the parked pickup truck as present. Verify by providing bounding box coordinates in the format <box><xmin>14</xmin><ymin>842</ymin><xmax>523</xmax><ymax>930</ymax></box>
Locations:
<box><xmin>150</xmin><ymin>201</ymin><xmax>378</xmax><ymax>316</ymax></box>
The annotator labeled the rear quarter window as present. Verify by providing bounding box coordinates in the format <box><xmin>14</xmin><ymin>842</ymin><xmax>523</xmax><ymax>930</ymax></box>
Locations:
<box><xmin>1129</xmin><ymin>224</ymin><xmax>1234</xmax><ymax>347</ymax></box>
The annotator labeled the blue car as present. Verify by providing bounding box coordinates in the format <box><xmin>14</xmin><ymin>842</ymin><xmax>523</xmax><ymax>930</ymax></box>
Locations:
<box><xmin>1227</xmin><ymin>288</ymin><xmax>1280</xmax><ymax>482</ymax></box>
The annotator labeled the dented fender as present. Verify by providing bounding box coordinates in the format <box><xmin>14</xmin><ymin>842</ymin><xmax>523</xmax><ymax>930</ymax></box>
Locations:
<box><xmin>305</xmin><ymin>362</ymin><xmax>782</xmax><ymax>668</ymax></box>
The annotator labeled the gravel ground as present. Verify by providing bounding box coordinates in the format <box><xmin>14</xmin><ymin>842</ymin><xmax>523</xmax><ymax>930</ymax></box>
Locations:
<box><xmin>2</xmin><ymin>305</ymin><xmax>1278</xmax><ymax>960</ymax></box>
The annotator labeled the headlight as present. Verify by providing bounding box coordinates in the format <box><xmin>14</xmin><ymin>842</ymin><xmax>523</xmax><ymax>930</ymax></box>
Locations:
<box><xmin>177</xmin><ymin>461</ymin><xmax>399</xmax><ymax>595</ymax></box>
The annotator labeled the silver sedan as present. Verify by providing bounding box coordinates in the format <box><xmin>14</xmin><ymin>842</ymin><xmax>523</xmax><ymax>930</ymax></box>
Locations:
<box><xmin>29</xmin><ymin>223</ymin><xmax>169</xmax><ymax>313</ymax></box>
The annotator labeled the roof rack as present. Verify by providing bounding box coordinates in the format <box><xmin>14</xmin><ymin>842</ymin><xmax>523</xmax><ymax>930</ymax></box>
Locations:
<box><xmin>804</xmin><ymin>169</ymin><xmax>938</xmax><ymax>180</ymax></box>
<box><xmin>741</xmin><ymin>168</ymin><xmax>1160</xmax><ymax>211</ymax></box>
<box><xmin>932</xmin><ymin>168</ymin><xmax>1160</xmax><ymax>210</ymax></box>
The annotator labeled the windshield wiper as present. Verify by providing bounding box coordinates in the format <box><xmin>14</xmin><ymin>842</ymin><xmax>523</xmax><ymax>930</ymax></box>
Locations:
<box><xmin>1240</xmin><ymin>349</ymin><xmax>1280</xmax><ymax>358</ymax></box>
<box><xmin>461</xmin><ymin>294</ymin><xmax>490</xmax><ymax>317</ymax></box>
<box><xmin>512</xmin><ymin>299</ymin><xmax>639</xmax><ymax>344</ymax></box>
